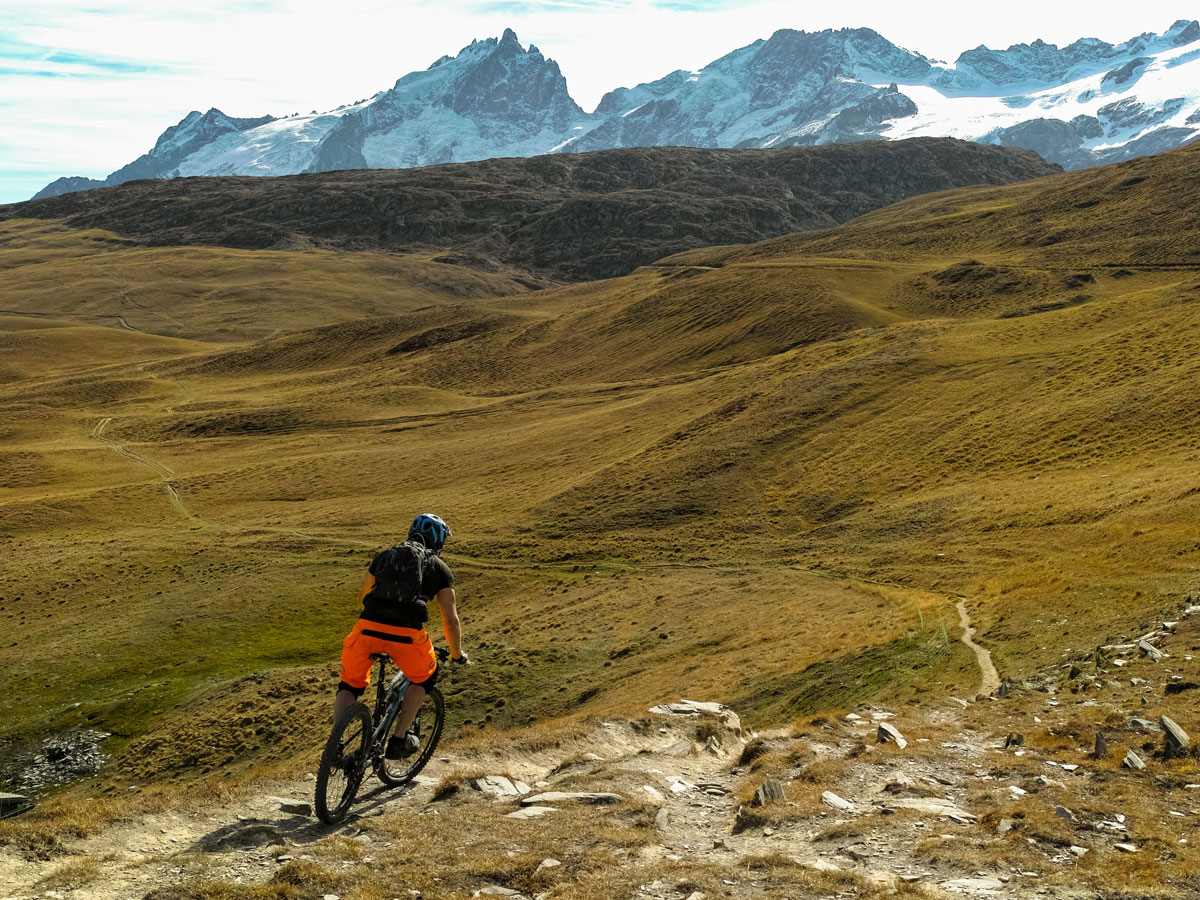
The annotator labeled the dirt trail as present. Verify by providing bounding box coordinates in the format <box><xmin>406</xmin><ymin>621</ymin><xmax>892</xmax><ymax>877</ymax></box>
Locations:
<box><xmin>90</xmin><ymin>416</ymin><xmax>211</xmax><ymax>527</ymax></box>
<box><xmin>957</xmin><ymin>598</ymin><xmax>1001</xmax><ymax>697</ymax></box>
<box><xmin>0</xmin><ymin>700</ymin><xmax>1072</xmax><ymax>900</ymax></box>
<box><xmin>140</xmin><ymin>368</ymin><xmax>194</xmax><ymax>415</ymax></box>
<box><xmin>89</xmin><ymin>375</ymin><xmax>374</xmax><ymax>548</ymax></box>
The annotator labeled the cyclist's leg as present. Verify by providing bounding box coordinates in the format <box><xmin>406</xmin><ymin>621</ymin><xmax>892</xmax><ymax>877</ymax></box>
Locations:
<box><xmin>335</xmin><ymin>623</ymin><xmax>372</xmax><ymax>716</ymax></box>
<box><xmin>394</xmin><ymin>682</ymin><xmax>427</xmax><ymax>736</ymax></box>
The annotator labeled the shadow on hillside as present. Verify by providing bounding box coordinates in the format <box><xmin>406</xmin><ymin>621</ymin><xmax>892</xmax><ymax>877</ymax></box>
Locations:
<box><xmin>194</xmin><ymin>779</ymin><xmax>420</xmax><ymax>851</ymax></box>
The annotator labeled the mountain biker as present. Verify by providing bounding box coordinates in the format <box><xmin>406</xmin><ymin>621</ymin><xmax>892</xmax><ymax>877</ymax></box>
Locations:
<box><xmin>333</xmin><ymin>513</ymin><xmax>467</xmax><ymax>759</ymax></box>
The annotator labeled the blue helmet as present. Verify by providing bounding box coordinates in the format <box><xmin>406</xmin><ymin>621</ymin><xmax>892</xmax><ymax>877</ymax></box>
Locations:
<box><xmin>409</xmin><ymin>513</ymin><xmax>451</xmax><ymax>552</ymax></box>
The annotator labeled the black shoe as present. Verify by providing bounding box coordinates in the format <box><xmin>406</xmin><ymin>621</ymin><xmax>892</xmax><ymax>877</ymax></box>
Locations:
<box><xmin>385</xmin><ymin>732</ymin><xmax>419</xmax><ymax>760</ymax></box>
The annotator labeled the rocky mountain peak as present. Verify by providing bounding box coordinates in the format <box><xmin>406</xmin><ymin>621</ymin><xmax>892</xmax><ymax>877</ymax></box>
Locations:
<box><xmin>1168</xmin><ymin>19</ymin><xmax>1200</xmax><ymax>43</ymax></box>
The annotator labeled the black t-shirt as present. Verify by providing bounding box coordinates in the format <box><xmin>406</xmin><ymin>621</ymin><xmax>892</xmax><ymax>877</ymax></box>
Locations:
<box><xmin>361</xmin><ymin>549</ymin><xmax>454</xmax><ymax>628</ymax></box>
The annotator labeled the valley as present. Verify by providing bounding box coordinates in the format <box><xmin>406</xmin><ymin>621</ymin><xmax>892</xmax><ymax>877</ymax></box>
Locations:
<box><xmin>1</xmin><ymin>138</ymin><xmax>1199</xmax><ymax>897</ymax></box>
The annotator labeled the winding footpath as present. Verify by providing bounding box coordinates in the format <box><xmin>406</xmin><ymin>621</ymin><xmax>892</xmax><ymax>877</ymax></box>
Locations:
<box><xmin>90</xmin><ymin>415</ymin><xmax>209</xmax><ymax>527</ymax></box>
<box><xmin>957</xmin><ymin>598</ymin><xmax>1001</xmax><ymax>697</ymax></box>
<box><xmin>89</xmin><ymin>372</ymin><xmax>373</xmax><ymax>547</ymax></box>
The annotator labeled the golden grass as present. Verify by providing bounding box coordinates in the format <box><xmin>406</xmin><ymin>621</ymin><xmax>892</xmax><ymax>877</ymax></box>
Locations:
<box><xmin>4</xmin><ymin>142</ymin><xmax>1200</xmax><ymax>807</ymax></box>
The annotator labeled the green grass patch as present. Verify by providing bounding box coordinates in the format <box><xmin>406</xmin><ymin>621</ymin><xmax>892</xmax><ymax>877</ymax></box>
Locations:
<box><xmin>737</xmin><ymin>627</ymin><xmax>962</xmax><ymax>721</ymax></box>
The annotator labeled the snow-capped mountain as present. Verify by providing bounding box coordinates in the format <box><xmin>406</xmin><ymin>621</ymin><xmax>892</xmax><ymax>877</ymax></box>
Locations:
<box><xmin>32</xmin><ymin>20</ymin><xmax>1200</xmax><ymax>199</ymax></box>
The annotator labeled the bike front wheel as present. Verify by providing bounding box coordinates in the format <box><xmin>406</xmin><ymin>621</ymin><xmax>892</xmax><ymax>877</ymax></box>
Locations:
<box><xmin>375</xmin><ymin>686</ymin><xmax>445</xmax><ymax>786</ymax></box>
<box><xmin>315</xmin><ymin>702</ymin><xmax>372</xmax><ymax>824</ymax></box>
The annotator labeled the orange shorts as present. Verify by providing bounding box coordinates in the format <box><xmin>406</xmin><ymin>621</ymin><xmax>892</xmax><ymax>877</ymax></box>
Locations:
<box><xmin>338</xmin><ymin>620</ymin><xmax>437</xmax><ymax>694</ymax></box>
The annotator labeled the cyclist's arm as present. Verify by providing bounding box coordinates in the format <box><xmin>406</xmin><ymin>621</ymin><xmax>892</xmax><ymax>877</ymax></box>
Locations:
<box><xmin>357</xmin><ymin>571</ymin><xmax>375</xmax><ymax>606</ymax></box>
<box><xmin>436</xmin><ymin>587</ymin><xmax>463</xmax><ymax>659</ymax></box>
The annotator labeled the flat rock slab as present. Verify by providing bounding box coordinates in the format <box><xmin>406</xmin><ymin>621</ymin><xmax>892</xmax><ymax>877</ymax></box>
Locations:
<box><xmin>649</xmin><ymin>700</ymin><xmax>742</xmax><ymax>732</ymax></box>
<box><xmin>941</xmin><ymin>877</ymin><xmax>1004</xmax><ymax>894</ymax></box>
<box><xmin>660</xmin><ymin>739</ymin><xmax>695</xmax><ymax>757</ymax></box>
<box><xmin>476</xmin><ymin>776</ymin><xmax>529</xmax><ymax>797</ymax></box>
<box><xmin>1139</xmin><ymin>640</ymin><xmax>1165</xmax><ymax>661</ymax></box>
<box><xmin>877</xmin><ymin>722</ymin><xmax>908</xmax><ymax>749</ymax></box>
<box><xmin>521</xmin><ymin>791</ymin><xmax>623</xmax><ymax>806</ymax></box>
<box><xmin>804</xmin><ymin>858</ymin><xmax>843</xmax><ymax>873</ymax></box>
<box><xmin>505</xmin><ymin>806</ymin><xmax>557</xmax><ymax>819</ymax></box>
<box><xmin>888</xmin><ymin>798</ymin><xmax>977</xmax><ymax>821</ymax></box>
<box><xmin>821</xmin><ymin>791</ymin><xmax>856</xmax><ymax>812</ymax></box>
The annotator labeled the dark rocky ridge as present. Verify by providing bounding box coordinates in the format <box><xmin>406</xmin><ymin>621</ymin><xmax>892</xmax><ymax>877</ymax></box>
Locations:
<box><xmin>3</xmin><ymin>140</ymin><xmax>1059</xmax><ymax>282</ymax></box>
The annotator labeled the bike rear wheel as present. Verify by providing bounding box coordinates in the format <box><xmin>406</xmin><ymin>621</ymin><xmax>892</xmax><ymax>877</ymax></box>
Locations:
<box><xmin>375</xmin><ymin>686</ymin><xmax>445</xmax><ymax>786</ymax></box>
<box><xmin>315</xmin><ymin>702</ymin><xmax>372</xmax><ymax>824</ymax></box>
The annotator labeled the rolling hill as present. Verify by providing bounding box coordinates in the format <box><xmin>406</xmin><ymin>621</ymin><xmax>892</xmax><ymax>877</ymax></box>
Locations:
<box><xmin>1</xmin><ymin>137</ymin><xmax>1198</xmax><ymax>847</ymax></box>
<box><xmin>4</xmin><ymin>141</ymin><xmax>1058</xmax><ymax>285</ymax></box>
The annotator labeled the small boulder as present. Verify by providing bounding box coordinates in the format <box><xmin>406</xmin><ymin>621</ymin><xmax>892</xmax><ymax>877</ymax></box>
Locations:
<box><xmin>1138</xmin><ymin>640</ymin><xmax>1165</xmax><ymax>662</ymax></box>
<box><xmin>1122</xmin><ymin>749</ymin><xmax>1146</xmax><ymax>770</ymax></box>
<box><xmin>753</xmin><ymin>779</ymin><xmax>786</xmax><ymax>807</ymax></box>
<box><xmin>1162</xmin><ymin>716</ymin><xmax>1191</xmax><ymax>757</ymax></box>
<box><xmin>1093</xmin><ymin>733</ymin><xmax>1108</xmax><ymax>759</ymax></box>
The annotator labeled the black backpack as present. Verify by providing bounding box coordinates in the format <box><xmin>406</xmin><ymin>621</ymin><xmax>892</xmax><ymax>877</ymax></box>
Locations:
<box><xmin>370</xmin><ymin>541</ymin><xmax>428</xmax><ymax>610</ymax></box>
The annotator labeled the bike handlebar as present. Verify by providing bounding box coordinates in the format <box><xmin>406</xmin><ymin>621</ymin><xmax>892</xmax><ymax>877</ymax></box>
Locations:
<box><xmin>436</xmin><ymin>646</ymin><xmax>472</xmax><ymax>666</ymax></box>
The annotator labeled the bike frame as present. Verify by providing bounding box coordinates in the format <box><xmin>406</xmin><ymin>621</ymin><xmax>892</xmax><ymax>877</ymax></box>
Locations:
<box><xmin>368</xmin><ymin>657</ymin><xmax>412</xmax><ymax>760</ymax></box>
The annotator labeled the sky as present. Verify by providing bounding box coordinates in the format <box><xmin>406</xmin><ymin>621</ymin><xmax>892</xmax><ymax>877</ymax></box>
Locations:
<box><xmin>0</xmin><ymin>0</ymin><xmax>1196</xmax><ymax>203</ymax></box>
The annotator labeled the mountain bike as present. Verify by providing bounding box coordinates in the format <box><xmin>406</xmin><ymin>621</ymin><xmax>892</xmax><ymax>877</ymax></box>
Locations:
<box><xmin>315</xmin><ymin>646</ymin><xmax>452</xmax><ymax>824</ymax></box>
